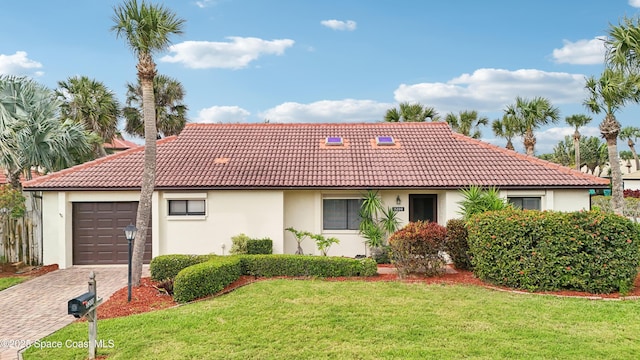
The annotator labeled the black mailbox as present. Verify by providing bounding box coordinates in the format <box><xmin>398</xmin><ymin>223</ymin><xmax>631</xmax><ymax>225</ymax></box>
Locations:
<box><xmin>68</xmin><ymin>292</ymin><xmax>96</xmax><ymax>318</ymax></box>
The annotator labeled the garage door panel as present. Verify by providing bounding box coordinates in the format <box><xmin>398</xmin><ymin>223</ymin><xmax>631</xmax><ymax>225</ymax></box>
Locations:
<box><xmin>73</xmin><ymin>202</ymin><xmax>152</xmax><ymax>265</ymax></box>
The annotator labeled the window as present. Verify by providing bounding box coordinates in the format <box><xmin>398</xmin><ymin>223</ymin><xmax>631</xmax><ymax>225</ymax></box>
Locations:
<box><xmin>323</xmin><ymin>199</ymin><xmax>362</xmax><ymax>230</ymax></box>
<box><xmin>168</xmin><ymin>200</ymin><xmax>206</xmax><ymax>216</ymax></box>
<box><xmin>508</xmin><ymin>197</ymin><xmax>541</xmax><ymax>210</ymax></box>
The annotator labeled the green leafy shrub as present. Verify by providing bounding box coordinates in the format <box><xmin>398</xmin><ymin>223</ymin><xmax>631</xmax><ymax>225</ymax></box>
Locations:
<box><xmin>445</xmin><ymin>219</ymin><xmax>472</xmax><ymax>270</ymax></box>
<box><xmin>242</xmin><ymin>255</ymin><xmax>377</xmax><ymax>278</ymax></box>
<box><xmin>247</xmin><ymin>238</ymin><xmax>273</xmax><ymax>254</ymax></box>
<box><xmin>230</xmin><ymin>233</ymin><xmax>250</xmax><ymax>255</ymax></box>
<box><xmin>467</xmin><ymin>209</ymin><xmax>640</xmax><ymax>293</ymax></box>
<box><xmin>150</xmin><ymin>254</ymin><xmax>215</xmax><ymax>281</ymax></box>
<box><xmin>388</xmin><ymin>221</ymin><xmax>448</xmax><ymax>278</ymax></box>
<box><xmin>457</xmin><ymin>185</ymin><xmax>509</xmax><ymax>220</ymax></box>
<box><xmin>371</xmin><ymin>245</ymin><xmax>392</xmax><ymax>264</ymax></box>
<box><xmin>310</xmin><ymin>234</ymin><xmax>340</xmax><ymax>256</ymax></box>
<box><xmin>173</xmin><ymin>256</ymin><xmax>243</xmax><ymax>303</ymax></box>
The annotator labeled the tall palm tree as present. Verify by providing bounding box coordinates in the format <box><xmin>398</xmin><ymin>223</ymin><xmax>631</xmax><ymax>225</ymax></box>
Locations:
<box><xmin>492</xmin><ymin>114</ymin><xmax>519</xmax><ymax>150</ymax></box>
<box><xmin>565</xmin><ymin>114</ymin><xmax>592</xmax><ymax>171</ymax></box>
<box><xmin>123</xmin><ymin>74</ymin><xmax>188</xmax><ymax>138</ymax></box>
<box><xmin>445</xmin><ymin>110</ymin><xmax>488</xmax><ymax>139</ymax></box>
<box><xmin>584</xmin><ymin>68</ymin><xmax>640</xmax><ymax>215</ymax></box>
<box><xmin>384</xmin><ymin>102</ymin><xmax>440</xmax><ymax>122</ymax></box>
<box><xmin>0</xmin><ymin>75</ymin><xmax>92</xmax><ymax>189</ymax></box>
<box><xmin>619</xmin><ymin>126</ymin><xmax>640</xmax><ymax>171</ymax></box>
<box><xmin>57</xmin><ymin>76</ymin><xmax>121</xmax><ymax>157</ymax></box>
<box><xmin>112</xmin><ymin>0</ymin><xmax>185</xmax><ymax>285</ymax></box>
<box><xmin>505</xmin><ymin>96</ymin><xmax>560</xmax><ymax>156</ymax></box>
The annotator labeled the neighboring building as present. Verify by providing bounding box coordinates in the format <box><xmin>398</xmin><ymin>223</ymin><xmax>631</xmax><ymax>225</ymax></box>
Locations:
<box><xmin>623</xmin><ymin>170</ymin><xmax>640</xmax><ymax>191</ymax></box>
<box><xmin>103</xmin><ymin>135</ymin><xmax>140</xmax><ymax>154</ymax></box>
<box><xmin>23</xmin><ymin>122</ymin><xmax>609</xmax><ymax>268</ymax></box>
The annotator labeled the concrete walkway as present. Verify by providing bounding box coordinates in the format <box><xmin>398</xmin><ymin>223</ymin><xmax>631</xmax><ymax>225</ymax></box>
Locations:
<box><xmin>0</xmin><ymin>265</ymin><xmax>149</xmax><ymax>360</ymax></box>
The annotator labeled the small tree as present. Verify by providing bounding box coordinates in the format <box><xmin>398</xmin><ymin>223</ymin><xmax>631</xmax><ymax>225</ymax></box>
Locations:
<box><xmin>285</xmin><ymin>227</ymin><xmax>312</xmax><ymax>255</ymax></box>
<box><xmin>359</xmin><ymin>190</ymin><xmax>401</xmax><ymax>252</ymax></box>
<box><xmin>0</xmin><ymin>184</ymin><xmax>26</xmax><ymax>219</ymax></box>
<box><xmin>311</xmin><ymin>234</ymin><xmax>340</xmax><ymax>256</ymax></box>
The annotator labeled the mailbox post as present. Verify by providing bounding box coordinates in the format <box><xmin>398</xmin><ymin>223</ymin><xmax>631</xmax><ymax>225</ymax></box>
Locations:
<box><xmin>67</xmin><ymin>271</ymin><xmax>102</xmax><ymax>360</ymax></box>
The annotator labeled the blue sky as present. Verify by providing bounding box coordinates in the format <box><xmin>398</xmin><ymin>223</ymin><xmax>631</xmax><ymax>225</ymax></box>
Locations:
<box><xmin>2</xmin><ymin>0</ymin><xmax>640</xmax><ymax>154</ymax></box>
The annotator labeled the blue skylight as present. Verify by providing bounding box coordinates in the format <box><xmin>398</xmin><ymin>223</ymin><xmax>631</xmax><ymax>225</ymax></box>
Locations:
<box><xmin>376</xmin><ymin>136</ymin><xmax>395</xmax><ymax>145</ymax></box>
<box><xmin>325</xmin><ymin>136</ymin><xmax>343</xmax><ymax>146</ymax></box>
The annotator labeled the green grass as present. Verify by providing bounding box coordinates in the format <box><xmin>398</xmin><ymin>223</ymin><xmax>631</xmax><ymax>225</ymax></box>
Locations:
<box><xmin>0</xmin><ymin>276</ymin><xmax>27</xmax><ymax>291</ymax></box>
<box><xmin>24</xmin><ymin>280</ymin><xmax>640</xmax><ymax>359</ymax></box>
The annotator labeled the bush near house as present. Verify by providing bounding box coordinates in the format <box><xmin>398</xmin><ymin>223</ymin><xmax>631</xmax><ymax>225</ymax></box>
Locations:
<box><xmin>242</xmin><ymin>254</ymin><xmax>377</xmax><ymax>278</ymax></box>
<box><xmin>467</xmin><ymin>209</ymin><xmax>640</xmax><ymax>294</ymax></box>
<box><xmin>247</xmin><ymin>238</ymin><xmax>273</xmax><ymax>254</ymax></box>
<box><xmin>150</xmin><ymin>254</ymin><xmax>215</xmax><ymax>281</ymax></box>
<box><xmin>173</xmin><ymin>256</ymin><xmax>243</xmax><ymax>303</ymax></box>
<box><xmin>171</xmin><ymin>255</ymin><xmax>378</xmax><ymax>303</ymax></box>
<box><xmin>445</xmin><ymin>219</ymin><xmax>472</xmax><ymax>270</ymax></box>
<box><xmin>388</xmin><ymin>221</ymin><xmax>448</xmax><ymax>278</ymax></box>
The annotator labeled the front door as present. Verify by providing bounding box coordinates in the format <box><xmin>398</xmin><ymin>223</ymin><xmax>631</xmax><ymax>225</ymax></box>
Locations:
<box><xmin>409</xmin><ymin>194</ymin><xmax>437</xmax><ymax>223</ymax></box>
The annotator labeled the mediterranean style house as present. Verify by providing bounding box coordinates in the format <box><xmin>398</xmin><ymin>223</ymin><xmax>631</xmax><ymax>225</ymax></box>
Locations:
<box><xmin>23</xmin><ymin>122</ymin><xmax>609</xmax><ymax>268</ymax></box>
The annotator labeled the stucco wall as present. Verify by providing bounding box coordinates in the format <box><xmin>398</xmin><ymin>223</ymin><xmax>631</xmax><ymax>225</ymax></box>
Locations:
<box><xmin>38</xmin><ymin>187</ymin><xmax>594</xmax><ymax>268</ymax></box>
<box><xmin>157</xmin><ymin>190</ymin><xmax>285</xmax><ymax>256</ymax></box>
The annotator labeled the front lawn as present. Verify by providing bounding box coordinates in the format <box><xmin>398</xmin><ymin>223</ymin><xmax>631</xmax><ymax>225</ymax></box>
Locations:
<box><xmin>0</xmin><ymin>276</ymin><xmax>27</xmax><ymax>291</ymax></box>
<box><xmin>24</xmin><ymin>280</ymin><xmax>640</xmax><ymax>359</ymax></box>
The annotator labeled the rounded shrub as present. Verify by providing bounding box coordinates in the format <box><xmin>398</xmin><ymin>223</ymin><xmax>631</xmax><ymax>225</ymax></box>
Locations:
<box><xmin>467</xmin><ymin>209</ymin><xmax>640</xmax><ymax>294</ymax></box>
<box><xmin>388</xmin><ymin>221</ymin><xmax>448</xmax><ymax>278</ymax></box>
<box><xmin>150</xmin><ymin>254</ymin><xmax>215</xmax><ymax>281</ymax></box>
<box><xmin>445</xmin><ymin>219</ymin><xmax>472</xmax><ymax>270</ymax></box>
<box><xmin>173</xmin><ymin>256</ymin><xmax>242</xmax><ymax>303</ymax></box>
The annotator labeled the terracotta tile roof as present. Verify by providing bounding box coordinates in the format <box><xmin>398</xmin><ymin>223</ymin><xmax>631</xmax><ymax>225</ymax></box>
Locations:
<box><xmin>0</xmin><ymin>169</ymin><xmax>41</xmax><ymax>185</ymax></box>
<box><xmin>22</xmin><ymin>122</ymin><xmax>610</xmax><ymax>190</ymax></box>
<box><xmin>103</xmin><ymin>136</ymin><xmax>140</xmax><ymax>151</ymax></box>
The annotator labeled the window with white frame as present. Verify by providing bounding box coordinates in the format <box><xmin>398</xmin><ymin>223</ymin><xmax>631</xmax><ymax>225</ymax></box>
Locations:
<box><xmin>168</xmin><ymin>199</ymin><xmax>206</xmax><ymax>216</ymax></box>
<box><xmin>323</xmin><ymin>198</ymin><xmax>362</xmax><ymax>230</ymax></box>
<box><xmin>508</xmin><ymin>197</ymin><xmax>541</xmax><ymax>210</ymax></box>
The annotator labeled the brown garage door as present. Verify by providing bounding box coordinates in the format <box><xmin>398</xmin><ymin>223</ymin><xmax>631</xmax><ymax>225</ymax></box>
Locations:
<box><xmin>73</xmin><ymin>202</ymin><xmax>152</xmax><ymax>265</ymax></box>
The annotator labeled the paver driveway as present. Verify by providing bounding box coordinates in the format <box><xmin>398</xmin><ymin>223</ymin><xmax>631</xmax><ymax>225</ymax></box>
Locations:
<box><xmin>0</xmin><ymin>265</ymin><xmax>149</xmax><ymax>360</ymax></box>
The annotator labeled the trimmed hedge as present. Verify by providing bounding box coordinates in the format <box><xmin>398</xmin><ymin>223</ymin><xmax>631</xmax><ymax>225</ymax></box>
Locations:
<box><xmin>467</xmin><ymin>209</ymin><xmax>640</xmax><ymax>294</ymax></box>
<box><xmin>242</xmin><ymin>255</ymin><xmax>377</xmax><ymax>278</ymax></box>
<box><xmin>247</xmin><ymin>238</ymin><xmax>273</xmax><ymax>254</ymax></box>
<box><xmin>445</xmin><ymin>219</ymin><xmax>472</xmax><ymax>270</ymax></box>
<box><xmin>150</xmin><ymin>254</ymin><xmax>215</xmax><ymax>281</ymax></box>
<box><xmin>173</xmin><ymin>256</ymin><xmax>243</xmax><ymax>303</ymax></box>
<box><xmin>171</xmin><ymin>254</ymin><xmax>378</xmax><ymax>302</ymax></box>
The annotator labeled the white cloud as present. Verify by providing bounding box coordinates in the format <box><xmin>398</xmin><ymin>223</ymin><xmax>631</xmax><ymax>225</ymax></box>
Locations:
<box><xmin>394</xmin><ymin>68</ymin><xmax>587</xmax><ymax>113</ymax></box>
<box><xmin>321</xmin><ymin>19</ymin><xmax>357</xmax><ymax>31</ymax></box>
<box><xmin>259</xmin><ymin>99</ymin><xmax>392</xmax><ymax>123</ymax></box>
<box><xmin>552</xmin><ymin>37</ymin><xmax>606</xmax><ymax>65</ymax></box>
<box><xmin>195</xmin><ymin>0</ymin><xmax>216</xmax><ymax>8</ymax></box>
<box><xmin>0</xmin><ymin>51</ymin><xmax>43</xmax><ymax>76</ymax></box>
<box><xmin>630</xmin><ymin>0</ymin><xmax>640</xmax><ymax>8</ymax></box>
<box><xmin>195</xmin><ymin>106</ymin><xmax>251</xmax><ymax>123</ymax></box>
<box><xmin>161</xmin><ymin>37</ymin><xmax>295</xmax><ymax>69</ymax></box>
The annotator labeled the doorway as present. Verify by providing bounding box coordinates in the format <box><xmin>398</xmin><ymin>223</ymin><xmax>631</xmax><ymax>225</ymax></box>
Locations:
<box><xmin>409</xmin><ymin>194</ymin><xmax>437</xmax><ymax>223</ymax></box>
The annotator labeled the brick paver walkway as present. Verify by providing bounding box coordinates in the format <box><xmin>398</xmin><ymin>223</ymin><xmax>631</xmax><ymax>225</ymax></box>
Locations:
<box><xmin>0</xmin><ymin>265</ymin><xmax>149</xmax><ymax>360</ymax></box>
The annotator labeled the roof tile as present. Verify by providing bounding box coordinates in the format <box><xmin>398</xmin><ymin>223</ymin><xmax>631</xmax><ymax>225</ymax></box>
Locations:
<box><xmin>23</xmin><ymin>122</ymin><xmax>609</xmax><ymax>190</ymax></box>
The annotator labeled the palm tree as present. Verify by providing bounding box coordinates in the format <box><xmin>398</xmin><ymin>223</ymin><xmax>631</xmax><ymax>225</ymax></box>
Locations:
<box><xmin>505</xmin><ymin>96</ymin><xmax>560</xmax><ymax>156</ymax></box>
<box><xmin>384</xmin><ymin>102</ymin><xmax>439</xmax><ymax>122</ymax></box>
<box><xmin>619</xmin><ymin>126</ymin><xmax>640</xmax><ymax>171</ymax></box>
<box><xmin>492</xmin><ymin>114</ymin><xmax>519</xmax><ymax>150</ymax></box>
<box><xmin>112</xmin><ymin>0</ymin><xmax>185</xmax><ymax>285</ymax></box>
<box><xmin>565</xmin><ymin>114</ymin><xmax>592</xmax><ymax>171</ymax></box>
<box><xmin>123</xmin><ymin>74</ymin><xmax>188</xmax><ymax>138</ymax></box>
<box><xmin>445</xmin><ymin>110</ymin><xmax>488</xmax><ymax>139</ymax></box>
<box><xmin>57</xmin><ymin>76</ymin><xmax>121</xmax><ymax>157</ymax></box>
<box><xmin>584</xmin><ymin>68</ymin><xmax>640</xmax><ymax>215</ymax></box>
<box><xmin>581</xmin><ymin>136</ymin><xmax>608</xmax><ymax>176</ymax></box>
<box><xmin>0</xmin><ymin>75</ymin><xmax>92</xmax><ymax>189</ymax></box>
